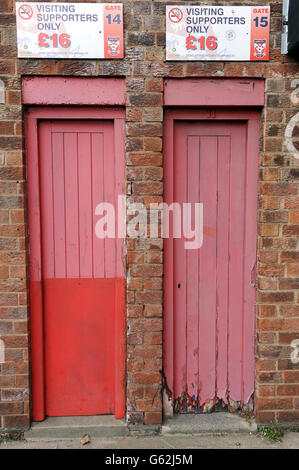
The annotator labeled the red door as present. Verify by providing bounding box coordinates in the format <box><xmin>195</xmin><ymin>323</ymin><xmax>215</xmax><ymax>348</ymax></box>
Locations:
<box><xmin>164</xmin><ymin>112</ymin><xmax>259</xmax><ymax>413</ymax></box>
<box><xmin>27</xmin><ymin>112</ymin><xmax>125</xmax><ymax>419</ymax></box>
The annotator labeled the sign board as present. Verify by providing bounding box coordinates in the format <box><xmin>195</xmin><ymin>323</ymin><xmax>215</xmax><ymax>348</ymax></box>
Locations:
<box><xmin>16</xmin><ymin>2</ymin><xmax>123</xmax><ymax>59</ymax></box>
<box><xmin>166</xmin><ymin>5</ymin><xmax>270</xmax><ymax>61</ymax></box>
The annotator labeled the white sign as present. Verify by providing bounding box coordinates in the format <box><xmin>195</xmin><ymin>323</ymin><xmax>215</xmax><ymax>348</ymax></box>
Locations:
<box><xmin>16</xmin><ymin>2</ymin><xmax>123</xmax><ymax>59</ymax></box>
<box><xmin>166</xmin><ymin>5</ymin><xmax>270</xmax><ymax>61</ymax></box>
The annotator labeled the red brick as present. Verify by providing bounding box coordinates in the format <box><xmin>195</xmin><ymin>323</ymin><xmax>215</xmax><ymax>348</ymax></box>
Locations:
<box><xmin>143</xmin><ymin>137</ymin><xmax>162</xmax><ymax>152</ymax></box>
<box><xmin>289</xmin><ymin>210</ymin><xmax>299</xmax><ymax>223</ymax></box>
<box><xmin>276</xmin><ymin>411</ymin><xmax>299</xmax><ymax>423</ymax></box>
<box><xmin>127</xmin><ymin>152</ymin><xmax>162</xmax><ymax>166</ymax></box>
<box><xmin>279</xmin><ymin>278</ymin><xmax>299</xmax><ymax>290</ymax></box>
<box><xmin>146</xmin><ymin>79</ymin><xmax>163</xmax><ymax>92</ymax></box>
<box><xmin>144</xmin><ymin>278</ymin><xmax>162</xmax><ymax>290</ymax></box>
<box><xmin>284</xmin><ymin>371</ymin><xmax>299</xmax><ymax>383</ymax></box>
<box><xmin>257</xmin><ymin>385</ymin><xmax>276</xmax><ymax>397</ymax></box>
<box><xmin>0</xmin><ymin>375</ymin><xmax>15</xmax><ymax>387</ymax></box>
<box><xmin>255</xmin><ymin>411</ymin><xmax>276</xmax><ymax>423</ymax></box>
<box><xmin>7</xmin><ymin>91</ymin><xmax>21</xmax><ymax>105</ymax></box>
<box><xmin>126</xmin><ymin>108</ymin><xmax>142</xmax><ymax>122</ymax></box>
<box><xmin>256</xmin><ymin>398</ymin><xmax>293</xmax><ymax>410</ymax></box>
<box><xmin>144</xmin><ymin>304</ymin><xmax>162</xmax><ymax>317</ymax></box>
<box><xmin>136</xmin><ymin>291</ymin><xmax>162</xmax><ymax>304</ymax></box>
<box><xmin>259</xmin><ymin>264</ymin><xmax>284</xmax><ymax>276</ymax></box>
<box><xmin>259</xmin><ymin>278</ymin><xmax>277</xmax><ymax>290</ymax></box>
<box><xmin>279</xmin><ymin>305</ymin><xmax>299</xmax><ymax>316</ymax></box>
<box><xmin>260</xmin><ymin>183</ymin><xmax>297</xmax><ymax>196</ymax></box>
<box><xmin>283</xmin><ymin>225</ymin><xmax>299</xmax><ymax>236</ymax></box>
<box><xmin>277</xmin><ymin>385</ymin><xmax>299</xmax><ymax>396</ymax></box>
<box><xmin>132</xmin><ymin>182</ymin><xmax>163</xmax><ymax>195</ymax></box>
<box><xmin>0</xmin><ymin>402</ymin><xmax>23</xmax><ymax>414</ymax></box>
<box><xmin>2</xmin><ymin>415</ymin><xmax>29</xmax><ymax>429</ymax></box>
<box><xmin>127</xmin><ymin>305</ymin><xmax>143</xmax><ymax>318</ymax></box>
<box><xmin>135</xmin><ymin>345</ymin><xmax>162</xmax><ymax>358</ymax></box>
<box><xmin>258</xmin><ymin>292</ymin><xmax>294</xmax><ymax>304</ymax></box>
<box><xmin>281</xmin><ymin>251</ymin><xmax>299</xmax><ymax>263</ymax></box>
<box><xmin>127</xmin><ymin>123</ymin><xmax>162</xmax><ymax>137</ymax></box>
<box><xmin>257</xmin><ymin>372</ymin><xmax>282</xmax><ymax>383</ymax></box>
<box><xmin>284</xmin><ymin>197</ymin><xmax>299</xmax><ymax>209</ymax></box>
<box><xmin>144</xmin><ymin>412</ymin><xmax>162</xmax><ymax>424</ymax></box>
<box><xmin>131</xmin><ymin>372</ymin><xmax>161</xmax><ymax>384</ymax></box>
<box><xmin>128</xmin><ymin>93</ymin><xmax>162</xmax><ymax>107</ymax></box>
<box><xmin>258</xmin><ymin>305</ymin><xmax>277</xmax><ymax>317</ymax></box>
<box><xmin>287</xmin><ymin>265</ymin><xmax>299</xmax><ymax>276</ymax></box>
<box><xmin>144</xmin><ymin>332</ymin><xmax>162</xmax><ymax>345</ymax></box>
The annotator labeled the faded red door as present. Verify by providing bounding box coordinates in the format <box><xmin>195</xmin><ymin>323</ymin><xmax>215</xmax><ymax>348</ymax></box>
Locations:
<box><xmin>164</xmin><ymin>114</ymin><xmax>259</xmax><ymax>413</ymax></box>
<box><xmin>29</xmin><ymin>116</ymin><xmax>125</xmax><ymax>419</ymax></box>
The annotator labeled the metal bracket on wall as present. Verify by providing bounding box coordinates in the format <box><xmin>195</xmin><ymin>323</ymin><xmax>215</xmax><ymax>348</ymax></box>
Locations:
<box><xmin>281</xmin><ymin>0</ymin><xmax>289</xmax><ymax>55</ymax></box>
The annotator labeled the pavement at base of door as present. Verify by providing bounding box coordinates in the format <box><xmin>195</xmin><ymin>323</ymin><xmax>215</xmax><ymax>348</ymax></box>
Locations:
<box><xmin>1</xmin><ymin>432</ymin><xmax>299</xmax><ymax>449</ymax></box>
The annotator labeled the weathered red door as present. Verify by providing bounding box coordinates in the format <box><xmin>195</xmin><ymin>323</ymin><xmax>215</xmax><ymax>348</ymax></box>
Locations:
<box><xmin>164</xmin><ymin>111</ymin><xmax>260</xmax><ymax>413</ymax></box>
<box><xmin>27</xmin><ymin>111</ymin><xmax>125</xmax><ymax>420</ymax></box>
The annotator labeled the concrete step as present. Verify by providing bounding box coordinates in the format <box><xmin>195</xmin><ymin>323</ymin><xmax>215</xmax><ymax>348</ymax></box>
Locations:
<box><xmin>24</xmin><ymin>415</ymin><xmax>128</xmax><ymax>441</ymax></box>
<box><xmin>162</xmin><ymin>412</ymin><xmax>257</xmax><ymax>435</ymax></box>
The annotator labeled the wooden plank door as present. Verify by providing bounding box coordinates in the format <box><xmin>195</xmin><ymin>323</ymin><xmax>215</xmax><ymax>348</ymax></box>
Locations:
<box><xmin>31</xmin><ymin>118</ymin><xmax>125</xmax><ymax>418</ymax></box>
<box><xmin>164</xmin><ymin>118</ymin><xmax>258</xmax><ymax>412</ymax></box>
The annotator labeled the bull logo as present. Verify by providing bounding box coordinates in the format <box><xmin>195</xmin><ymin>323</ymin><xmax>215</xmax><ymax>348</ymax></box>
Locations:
<box><xmin>254</xmin><ymin>39</ymin><xmax>267</xmax><ymax>58</ymax></box>
<box><xmin>108</xmin><ymin>36</ymin><xmax>120</xmax><ymax>56</ymax></box>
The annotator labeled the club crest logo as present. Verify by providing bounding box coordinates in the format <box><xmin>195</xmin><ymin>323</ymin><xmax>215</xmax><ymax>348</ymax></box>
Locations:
<box><xmin>107</xmin><ymin>36</ymin><xmax>121</xmax><ymax>56</ymax></box>
<box><xmin>254</xmin><ymin>39</ymin><xmax>267</xmax><ymax>58</ymax></box>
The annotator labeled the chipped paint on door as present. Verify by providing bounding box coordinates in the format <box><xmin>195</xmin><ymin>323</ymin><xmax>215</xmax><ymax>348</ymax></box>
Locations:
<box><xmin>164</xmin><ymin>110</ymin><xmax>260</xmax><ymax>413</ymax></box>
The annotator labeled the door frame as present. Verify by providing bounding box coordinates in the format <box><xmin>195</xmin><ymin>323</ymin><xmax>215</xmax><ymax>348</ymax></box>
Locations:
<box><xmin>163</xmin><ymin>103</ymin><xmax>262</xmax><ymax>415</ymax></box>
<box><xmin>25</xmin><ymin>106</ymin><xmax>126</xmax><ymax>421</ymax></box>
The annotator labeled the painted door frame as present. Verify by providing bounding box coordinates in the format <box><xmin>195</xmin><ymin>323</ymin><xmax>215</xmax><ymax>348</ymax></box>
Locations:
<box><xmin>163</xmin><ymin>78</ymin><xmax>264</xmax><ymax>415</ymax></box>
<box><xmin>25</xmin><ymin>106</ymin><xmax>126</xmax><ymax>421</ymax></box>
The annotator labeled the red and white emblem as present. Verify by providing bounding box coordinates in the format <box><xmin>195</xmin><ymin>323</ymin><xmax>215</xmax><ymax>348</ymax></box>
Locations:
<box><xmin>107</xmin><ymin>36</ymin><xmax>121</xmax><ymax>56</ymax></box>
<box><xmin>254</xmin><ymin>39</ymin><xmax>267</xmax><ymax>58</ymax></box>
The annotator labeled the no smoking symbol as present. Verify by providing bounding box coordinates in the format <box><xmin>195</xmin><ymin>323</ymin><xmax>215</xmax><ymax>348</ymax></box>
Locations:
<box><xmin>18</xmin><ymin>4</ymin><xmax>33</xmax><ymax>20</ymax></box>
<box><xmin>168</xmin><ymin>8</ymin><xmax>183</xmax><ymax>23</ymax></box>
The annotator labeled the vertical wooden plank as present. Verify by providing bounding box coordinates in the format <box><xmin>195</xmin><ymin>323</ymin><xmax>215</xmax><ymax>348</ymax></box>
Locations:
<box><xmin>39</xmin><ymin>121</ymin><xmax>55</xmax><ymax>279</ymax></box>
<box><xmin>52</xmin><ymin>132</ymin><xmax>66</xmax><ymax>278</ymax></box>
<box><xmin>103</xmin><ymin>122</ymin><xmax>116</xmax><ymax>278</ymax></box>
<box><xmin>114</xmin><ymin>278</ymin><xmax>126</xmax><ymax>418</ymax></box>
<box><xmin>163</xmin><ymin>113</ymin><xmax>175</xmax><ymax>402</ymax></box>
<box><xmin>115</xmin><ymin>118</ymin><xmax>126</xmax><ymax>278</ymax></box>
<box><xmin>228</xmin><ymin>123</ymin><xmax>247</xmax><ymax>402</ymax></box>
<box><xmin>243</xmin><ymin>119</ymin><xmax>259</xmax><ymax>403</ymax></box>
<box><xmin>26</xmin><ymin>116</ymin><xmax>45</xmax><ymax>421</ymax></box>
<box><xmin>174</xmin><ymin>122</ymin><xmax>187</xmax><ymax>401</ymax></box>
<box><xmin>216</xmin><ymin>135</ymin><xmax>230</xmax><ymax>402</ymax></box>
<box><xmin>64</xmin><ymin>133</ymin><xmax>79</xmax><ymax>278</ymax></box>
<box><xmin>92</xmin><ymin>132</ymin><xmax>105</xmax><ymax>278</ymax></box>
<box><xmin>26</xmin><ymin>116</ymin><xmax>42</xmax><ymax>282</ymax></box>
<box><xmin>186</xmin><ymin>135</ymin><xmax>199</xmax><ymax>401</ymax></box>
<box><xmin>198</xmin><ymin>135</ymin><xmax>217</xmax><ymax>407</ymax></box>
<box><xmin>78</xmin><ymin>132</ymin><xmax>93</xmax><ymax>278</ymax></box>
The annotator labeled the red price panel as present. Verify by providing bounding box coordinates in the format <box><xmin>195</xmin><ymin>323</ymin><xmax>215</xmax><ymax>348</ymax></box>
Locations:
<box><xmin>38</xmin><ymin>33</ymin><xmax>71</xmax><ymax>49</ymax></box>
<box><xmin>250</xmin><ymin>6</ymin><xmax>270</xmax><ymax>60</ymax></box>
<box><xmin>186</xmin><ymin>35</ymin><xmax>218</xmax><ymax>51</ymax></box>
<box><xmin>103</xmin><ymin>4</ymin><xmax>123</xmax><ymax>59</ymax></box>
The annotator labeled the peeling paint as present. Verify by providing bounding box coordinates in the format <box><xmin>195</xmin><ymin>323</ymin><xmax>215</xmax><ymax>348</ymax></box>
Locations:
<box><xmin>170</xmin><ymin>387</ymin><xmax>254</xmax><ymax>415</ymax></box>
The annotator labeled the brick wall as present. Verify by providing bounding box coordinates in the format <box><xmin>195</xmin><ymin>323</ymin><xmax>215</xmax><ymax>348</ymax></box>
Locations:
<box><xmin>0</xmin><ymin>0</ymin><xmax>298</xmax><ymax>430</ymax></box>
